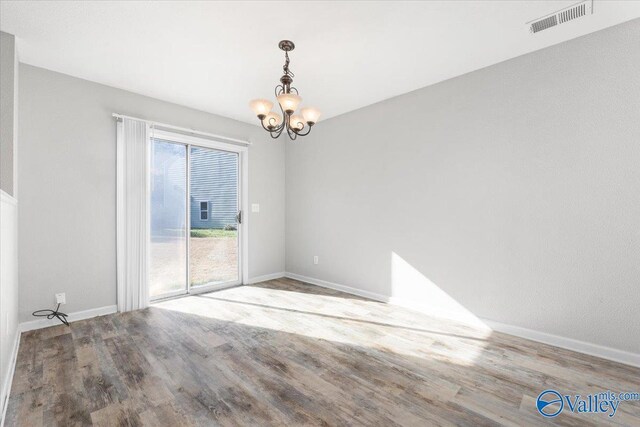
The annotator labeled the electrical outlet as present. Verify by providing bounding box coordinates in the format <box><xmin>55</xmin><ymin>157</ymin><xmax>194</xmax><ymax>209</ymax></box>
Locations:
<box><xmin>314</xmin><ymin>255</ymin><xmax>319</xmax><ymax>265</ymax></box>
<box><xmin>56</xmin><ymin>293</ymin><xmax>66</xmax><ymax>305</ymax></box>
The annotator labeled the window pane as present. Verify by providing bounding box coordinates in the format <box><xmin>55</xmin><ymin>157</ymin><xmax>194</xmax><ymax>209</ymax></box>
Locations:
<box><xmin>150</xmin><ymin>139</ymin><xmax>187</xmax><ymax>297</ymax></box>
<box><xmin>190</xmin><ymin>146</ymin><xmax>239</xmax><ymax>287</ymax></box>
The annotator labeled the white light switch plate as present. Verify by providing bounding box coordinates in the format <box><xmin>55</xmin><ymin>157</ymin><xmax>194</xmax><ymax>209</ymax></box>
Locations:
<box><xmin>251</xmin><ymin>203</ymin><xmax>260</xmax><ymax>213</ymax></box>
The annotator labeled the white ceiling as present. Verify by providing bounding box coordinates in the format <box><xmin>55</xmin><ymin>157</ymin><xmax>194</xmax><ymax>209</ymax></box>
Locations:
<box><xmin>2</xmin><ymin>1</ymin><xmax>639</xmax><ymax>124</ymax></box>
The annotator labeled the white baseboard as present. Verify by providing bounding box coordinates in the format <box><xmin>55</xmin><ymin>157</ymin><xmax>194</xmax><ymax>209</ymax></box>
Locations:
<box><xmin>388</xmin><ymin>296</ymin><xmax>491</xmax><ymax>329</ymax></box>
<box><xmin>284</xmin><ymin>271</ymin><xmax>640</xmax><ymax>368</ymax></box>
<box><xmin>245</xmin><ymin>272</ymin><xmax>285</xmax><ymax>284</ymax></box>
<box><xmin>1</xmin><ymin>331</ymin><xmax>20</xmax><ymax>427</ymax></box>
<box><xmin>483</xmin><ymin>319</ymin><xmax>640</xmax><ymax>368</ymax></box>
<box><xmin>19</xmin><ymin>305</ymin><xmax>118</xmax><ymax>333</ymax></box>
<box><xmin>285</xmin><ymin>272</ymin><xmax>390</xmax><ymax>302</ymax></box>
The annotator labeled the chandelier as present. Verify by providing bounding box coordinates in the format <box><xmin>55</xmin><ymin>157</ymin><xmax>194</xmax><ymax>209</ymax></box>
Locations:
<box><xmin>249</xmin><ymin>40</ymin><xmax>321</xmax><ymax>140</ymax></box>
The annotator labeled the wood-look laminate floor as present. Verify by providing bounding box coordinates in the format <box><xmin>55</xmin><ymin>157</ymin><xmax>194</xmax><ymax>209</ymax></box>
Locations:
<box><xmin>6</xmin><ymin>278</ymin><xmax>640</xmax><ymax>426</ymax></box>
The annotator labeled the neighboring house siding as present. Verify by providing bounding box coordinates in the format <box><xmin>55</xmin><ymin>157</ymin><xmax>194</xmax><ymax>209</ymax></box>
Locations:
<box><xmin>189</xmin><ymin>146</ymin><xmax>238</xmax><ymax>229</ymax></box>
<box><xmin>151</xmin><ymin>140</ymin><xmax>238</xmax><ymax>235</ymax></box>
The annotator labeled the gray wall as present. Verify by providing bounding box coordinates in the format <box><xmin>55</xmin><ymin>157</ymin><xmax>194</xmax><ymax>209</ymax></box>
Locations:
<box><xmin>18</xmin><ymin>64</ymin><xmax>285</xmax><ymax>322</ymax></box>
<box><xmin>0</xmin><ymin>30</ymin><xmax>19</xmax><ymax>416</ymax></box>
<box><xmin>286</xmin><ymin>20</ymin><xmax>640</xmax><ymax>354</ymax></box>
<box><xmin>1</xmin><ymin>31</ymin><xmax>17</xmax><ymax>196</ymax></box>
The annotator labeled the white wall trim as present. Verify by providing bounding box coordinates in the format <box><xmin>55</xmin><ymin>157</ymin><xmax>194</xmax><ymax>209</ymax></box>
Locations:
<box><xmin>285</xmin><ymin>272</ymin><xmax>390</xmax><ymax>302</ymax></box>
<box><xmin>0</xmin><ymin>189</ymin><xmax>18</xmax><ymax>427</ymax></box>
<box><xmin>284</xmin><ymin>271</ymin><xmax>640</xmax><ymax>368</ymax></box>
<box><xmin>388</xmin><ymin>296</ymin><xmax>490</xmax><ymax>328</ymax></box>
<box><xmin>482</xmin><ymin>318</ymin><xmax>640</xmax><ymax>368</ymax></box>
<box><xmin>0</xmin><ymin>331</ymin><xmax>20</xmax><ymax>427</ymax></box>
<box><xmin>241</xmin><ymin>150</ymin><xmax>249</xmax><ymax>286</ymax></box>
<box><xmin>245</xmin><ymin>272</ymin><xmax>285</xmax><ymax>285</ymax></box>
<box><xmin>19</xmin><ymin>305</ymin><xmax>117</xmax><ymax>333</ymax></box>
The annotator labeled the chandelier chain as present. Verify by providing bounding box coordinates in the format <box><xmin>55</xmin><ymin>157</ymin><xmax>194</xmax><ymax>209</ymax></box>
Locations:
<box><xmin>283</xmin><ymin>51</ymin><xmax>295</xmax><ymax>78</ymax></box>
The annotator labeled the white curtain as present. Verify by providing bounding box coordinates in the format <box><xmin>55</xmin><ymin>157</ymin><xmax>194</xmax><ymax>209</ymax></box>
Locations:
<box><xmin>116</xmin><ymin>118</ymin><xmax>150</xmax><ymax>312</ymax></box>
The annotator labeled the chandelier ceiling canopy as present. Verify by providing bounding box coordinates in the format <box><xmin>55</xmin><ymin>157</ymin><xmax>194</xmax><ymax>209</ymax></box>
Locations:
<box><xmin>249</xmin><ymin>40</ymin><xmax>321</xmax><ymax>140</ymax></box>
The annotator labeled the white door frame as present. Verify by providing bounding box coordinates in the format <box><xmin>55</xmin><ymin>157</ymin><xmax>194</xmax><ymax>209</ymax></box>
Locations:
<box><xmin>150</xmin><ymin>128</ymin><xmax>249</xmax><ymax>300</ymax></box>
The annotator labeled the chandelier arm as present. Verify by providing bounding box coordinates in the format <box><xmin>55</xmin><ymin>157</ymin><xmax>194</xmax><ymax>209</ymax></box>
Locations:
<box><xmin>287</xmin><ymin>125</ymin><xmax>297</xmax><ymax>140</ymax></box>
<box><xmin>275</xmin><ymin>119</ymin><xmax>287</xmax><ymax>138</ymax></box>
<box><xmin>259</xmin><ymin>84</ymin><xmax>288</xmax><ymax>138</ymax></box>
<box><xmin>263</xmin><ymin>121</ymin><xmax>284</xmax><ymax>139</ymax></box>
<box><xmin>277</xmin><ymin>95</ymin><xmax>286</xmax><ymax>117</ymax></box>
<box><xmin>259</xmin><ymin>119</ymin><xmax>283</xmax><ymax>134</ymax></box>
<box><xmin>275</xmin><ymin>90</ymin><xmax>291</xmax><ymax>132</ymax></box>
<box><xmin>293</xmin><ymin>126</ymin><xmax>313</xmax><ymax>137</ymax></box>
<box><xmin>260</xmin><ymin>107</ymin><xmax>286</xmax><ymax>140</ymax></box>
<box><xmin>274</xmin><ymin>85</ymin><xmax>289</xmax><ymax>130</ymax></box>
<box><xmin>270</xmin><ymin>128</ymin><xmax>284</xmax><ymax>139</ymax></box>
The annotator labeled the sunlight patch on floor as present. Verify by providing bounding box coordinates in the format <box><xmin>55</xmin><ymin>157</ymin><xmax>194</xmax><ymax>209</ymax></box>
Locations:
<box><xmin>153</xmin><ymin>281</ymin><xmax>493</xmax><ymax>367</ymax></box>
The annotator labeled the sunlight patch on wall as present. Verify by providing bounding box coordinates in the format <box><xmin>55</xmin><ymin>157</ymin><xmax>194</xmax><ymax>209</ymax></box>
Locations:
<box><xmin>391</xmin><ymin>252</ymin><xmax>490</xmax><ymax>331</ymax></box>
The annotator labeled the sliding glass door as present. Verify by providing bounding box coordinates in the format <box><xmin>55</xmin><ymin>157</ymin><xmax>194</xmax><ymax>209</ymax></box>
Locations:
<box><xmin>149</xmin><ymin>135</ymin><xmax>242</xmax><ymax>300</ymax></box>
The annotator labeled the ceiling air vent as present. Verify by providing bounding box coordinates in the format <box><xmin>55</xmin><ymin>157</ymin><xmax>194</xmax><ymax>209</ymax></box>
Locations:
<box><xmin>531</xmin><ymin>15</ymin><xmax>558</xmax><ymax>33</ymax></box>
<box><xmin>559</xmin><ymin>2</ymin><xmax>587</xmax><ymax>24</ymax></box>
<box><xmin>528</xmin><ymin>0</ymin><xmax>593</xmax><ymax>34</ymax></box>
